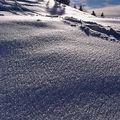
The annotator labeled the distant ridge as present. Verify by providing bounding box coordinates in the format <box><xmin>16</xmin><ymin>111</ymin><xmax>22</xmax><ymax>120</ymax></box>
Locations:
<box><xmin>71</xmin><ymin>0</ymin><xmax>120</xmax><ymax>8</ymax></box>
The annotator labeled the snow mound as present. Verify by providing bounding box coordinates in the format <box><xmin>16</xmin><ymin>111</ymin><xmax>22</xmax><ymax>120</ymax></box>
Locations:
<box><xmin>64</xmin><ymin>17</ymin><xmax>120</xmax><ymax>41</ymax></box>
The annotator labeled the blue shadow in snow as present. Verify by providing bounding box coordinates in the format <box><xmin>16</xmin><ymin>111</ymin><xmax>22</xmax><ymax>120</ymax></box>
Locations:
<box><xmin>1</xmin><ymin>73</ymin><xmax>120</xmax><ymax>116</ymax></box>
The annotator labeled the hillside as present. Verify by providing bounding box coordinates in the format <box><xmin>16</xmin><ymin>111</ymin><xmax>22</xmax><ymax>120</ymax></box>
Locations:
<box><xmin>0</xmin><ymin>0</ymin><xmax>120</xmax><ymax>120</ymax></box>
<box><xmin>71</xmin><ymin>0</ymin><xmax>120</xmax><ymax>7</ymax></box>
<box><xmin>89</xmin><ymin>5</ymin><xmax>120</xmax><ymax>18</ymax></box>
<box><xmin>71</xmin><ymin>0</ymin><xmax>120</xmax><ymax>18</ymax></box>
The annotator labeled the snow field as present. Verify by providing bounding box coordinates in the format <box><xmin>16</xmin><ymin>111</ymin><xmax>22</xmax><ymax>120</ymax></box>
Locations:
<box><xmin>0</xmin><ymin>0</ymin><xmax>120</xmax><ymax>120</ymax></box>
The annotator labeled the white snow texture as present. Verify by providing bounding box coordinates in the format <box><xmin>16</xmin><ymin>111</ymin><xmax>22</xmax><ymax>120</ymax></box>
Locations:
<box><xmin>0</xmin><ymin>0</ymin><xmax>120</xmax><ymax>120</ymax></box>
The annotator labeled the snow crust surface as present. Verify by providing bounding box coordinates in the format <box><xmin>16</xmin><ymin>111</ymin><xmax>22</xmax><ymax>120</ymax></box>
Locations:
<box><xmin>0</xmin><ymin>0</ymin><xmax>120</xmax><ymax>120</ymax></box>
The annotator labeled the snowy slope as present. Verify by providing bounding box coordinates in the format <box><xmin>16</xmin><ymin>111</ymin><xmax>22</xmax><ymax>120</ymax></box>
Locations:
<box><xmin>71</xmin><ymin>0</ymin><xmax>120</xmax><ymax>8</ymax></box>
<box><xmin>89</xmin><ymin>5</ymin><xmax>120</xmax><ymax>18</ymax></box>
<box><xmin>0</xmin><ymin>0</ymin><xmax>120</xmax><ymax>120</ymax></box>
<box><xmin>71</xmin><ymin>0</ymin><xmax>120</xmax><ymax>18</ymax></box>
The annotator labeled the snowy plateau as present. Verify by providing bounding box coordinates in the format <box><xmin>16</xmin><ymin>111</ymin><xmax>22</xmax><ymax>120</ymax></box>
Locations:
<box><xmin>0</xmin><ymin>0</ymin><xmax>120</xmax><ymax>120</ymax></box>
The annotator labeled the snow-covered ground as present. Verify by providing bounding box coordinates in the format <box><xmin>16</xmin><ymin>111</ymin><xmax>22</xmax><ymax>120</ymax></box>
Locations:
<box><xmin>71</xmin><ymin>0</ymin><xmax>120</xmax><ymax>18</ymax></box>
<box><xmin>0</xmin><ymin>0</ymin><xmax>120</xmax><ymax>120</ymax></box>
<box><xmin>89</xmin><ymin>5</ymin><xmax>120</xmax><ymax>18</ymax></box>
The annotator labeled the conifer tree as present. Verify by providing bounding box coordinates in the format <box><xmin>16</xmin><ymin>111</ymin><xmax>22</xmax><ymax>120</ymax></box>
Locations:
<box><xmin>101</xmin><ymin>12</ymin><xmax>104</xmax><ymax>18</ymax></box>
<box><xmin>74</xmin><ymin>4</ymin><xmax>77</xmax><ymax>9</ymax></box>
<box><xmin>91</xmin><ymin>11</ymin><xmax>96</xmax><ymax>16</ymax></box>
<box><xmin>79</xmin><ymin>5</ymin><xmax>83</xmax><ymax>11</ymax></box>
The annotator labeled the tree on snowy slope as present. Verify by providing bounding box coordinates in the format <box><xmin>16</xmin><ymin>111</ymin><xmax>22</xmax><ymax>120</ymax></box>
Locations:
<box><xmin>79</xmin><ymin>5</ymin><xmax>83</xmax><ymax>11</ymax></box>
<box><xmin>91</xmin><ymin>11</ymin><xmax>96</xmax><ymax>16</ymax></box>
<box><xmin>101</xmin><ymin>12</ymin><xmax>105</xmax><ymax>18</ymax></box>
<box><xmin>56</xmin><ymin>0</ymin><xmax>70</xmax><ymax>5</ymax></box>
<box><xmin>74</xmin><ymin>4</ymin><xmax>77</xmax><ymax>9</ymax></box>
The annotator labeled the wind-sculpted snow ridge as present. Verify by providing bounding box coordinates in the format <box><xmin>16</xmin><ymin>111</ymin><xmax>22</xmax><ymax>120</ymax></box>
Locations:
<box><xmin>0</xmin><ymin>0</ymin><xmax>33</xmax><ymax>15</ymax></box>
<box><xmin>0</xmin><ymin>0</ymin><xmax>48</xmax><ymax>15</ymax></box>
<box><xmin>0</xmin><ymin>0</ymin><xmax>120</xmax><ymax>120</ymax></box>
<box><xmin>64</xmin><ymin>17</ymin><xmax>120</xmax><ymax>41</ymax></box>
<box><xmin>0</xmin><ymin>17</ymin><xmax>120</xmax><ymax>120</ymax></box>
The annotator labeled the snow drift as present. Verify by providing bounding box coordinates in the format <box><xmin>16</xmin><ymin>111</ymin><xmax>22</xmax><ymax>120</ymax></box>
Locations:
<box><xmin>0</xmin><ymin>0</ymin><xmax>120</xmax><ymax>120</ymax></box>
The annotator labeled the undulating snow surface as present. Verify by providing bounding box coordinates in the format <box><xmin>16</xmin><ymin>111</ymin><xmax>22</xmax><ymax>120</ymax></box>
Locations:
<box><xmin>0</xmin><ymin>0</ymin><xmax>120</xmax><ymax>120</ymax></box>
